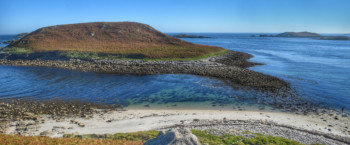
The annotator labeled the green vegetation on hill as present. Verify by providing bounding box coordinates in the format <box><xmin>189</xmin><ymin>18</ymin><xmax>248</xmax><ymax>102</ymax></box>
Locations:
<box><xmin>6</xmin><ymin>22</ymin><xmax>224</xmax><ymax>59</ymax></box>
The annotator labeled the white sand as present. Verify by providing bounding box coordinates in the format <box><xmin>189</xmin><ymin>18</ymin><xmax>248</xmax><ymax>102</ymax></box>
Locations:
<box><xmin>6</xmin><ymin>108</ymin><xmax>350</xmax><ymax>138</ymax></box>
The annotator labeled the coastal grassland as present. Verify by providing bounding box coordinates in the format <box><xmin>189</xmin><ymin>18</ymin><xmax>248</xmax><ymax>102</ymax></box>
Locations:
<box><xmin>64</xmin><ymin>130</ymin><xmax>159</xmax><ymax>141</ymax></box>
<box><xmin>0</xmin><ymin>134</ymin><xmax>143</xmax><ymax>145</ymax></box>
<box><xmin>62</xmin><ymin>49</ymin><xmax>228</xmax><ymax>61</ymax></box>
<box><xmin>1</xmin><ymin>46</ymin><xmax>228</xmax><ymax>60</ymax></box>
<box><xmin>21</xmin><ymin>43</ymin><xmax>224</xmax><ymax>59</ymax></box>
<box><xmin>0</xmin><ymin>47</ymin><xmax>33</xmax><ymax>54</ymax></box>
<box><xmin>191</xmin><ymin>130</ymin><xmax>309</xmax><ymax>145</ymax></box>
<box><xmin>61</xmin><ymin>130</ymin><xmax>314</xmax><ymax>145</ymax></box>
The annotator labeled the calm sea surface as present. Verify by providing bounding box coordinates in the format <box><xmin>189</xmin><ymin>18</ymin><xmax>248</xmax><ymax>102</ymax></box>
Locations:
<box><xmin>1</xmin><ymin>33</ymin><xmax>349</xmax><ymax>110</ymax></box>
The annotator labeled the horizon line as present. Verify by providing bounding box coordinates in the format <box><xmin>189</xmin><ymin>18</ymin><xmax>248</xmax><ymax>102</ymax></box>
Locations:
<box><xmin>1</xmin><ymin>32</ymin><xmax>349</xmax><ymax>35</ymax></box>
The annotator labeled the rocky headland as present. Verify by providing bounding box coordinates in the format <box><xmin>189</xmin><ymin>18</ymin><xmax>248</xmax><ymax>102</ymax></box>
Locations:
<box><xmin>173</xmin><ymin>34</ymin><xmax>211</xmax><ymax>38</ymax></box>
<box><xmin>260</xmin><ymin>31</ymin><xmax>350</xmax><ymax>40</ymax></box>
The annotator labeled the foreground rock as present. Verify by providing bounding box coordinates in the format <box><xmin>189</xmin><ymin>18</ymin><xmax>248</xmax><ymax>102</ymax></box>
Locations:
<box><xmin>144</xmin><ymin>128</ymin><xmax>200</xmax><ymax>145</ymax></box>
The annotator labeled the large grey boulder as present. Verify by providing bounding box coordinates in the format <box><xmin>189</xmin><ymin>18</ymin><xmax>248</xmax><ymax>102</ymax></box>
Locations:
<box><xmin>144</xmin><ymin>128</ymin><xmax>201</xmax><ymax>145</ymax></box>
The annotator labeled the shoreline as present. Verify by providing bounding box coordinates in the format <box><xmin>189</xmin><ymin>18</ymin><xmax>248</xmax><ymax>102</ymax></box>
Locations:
<box><xmin>3</xmin><ymin>108</ymin><xmax>350</xmax><ymax>144</ymax></box>
<box><xmin>0</xmin><ymin>95</ymin><xmax>349</xmax><ymax>144</ymax></box>
<box><xmin>0</xmin><ymin>50</ymin><xmax>289</xmax><ymax>94</ymax></box>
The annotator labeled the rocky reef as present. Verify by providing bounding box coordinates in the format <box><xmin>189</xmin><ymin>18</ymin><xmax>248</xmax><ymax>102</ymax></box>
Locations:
<box><xmin>0</xmin><ymin>50</ymin><xmax>290</xmax><ymax>95</ymax></box>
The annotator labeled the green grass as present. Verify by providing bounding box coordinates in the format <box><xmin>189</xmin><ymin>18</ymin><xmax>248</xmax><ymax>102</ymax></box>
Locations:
<box><xmin>1</xmin><ymin>47</ymin><xmax>33</xmax><ymax>54</ymax></box>
<box><xmin>143</xmin><ymin>49</ymin><xmax>228</xmax><ymax>61</ymax></box>
<box><xmin>60</xmin><ymin>49</ymin><xmax>228</xmax><ymax>61</ymax></box>
<box><xmin>192</xmin><ymin>130</ymin><xmax>322</xmax><ymax>145</ymax></box>
<box><xmin>2</xmin><ymin>130</ymin><xmax>323</xmax><ymax>145</ymax></box>
<box><xmin>0</xmin><ymin>133</ymin><xmax>143</xmax><ymax>145</ymax></box>
<box><xmin>192</xmin><ymin>130</ymin><xmax>243</xmax><ymax>145</ymax></box>
<box><xmin>1</xmin><ymin>47</ymin><xmax>228</xmax><ymax>61</ymax></box>
<box><xmin>64</xmin><ymin>130</ymin><xmax>159</xmax><ymax>142</ymax></box>
<box><xmin>237</xmin><ymin>134</ymin><xmax>302</xmax><ymax>145</ymax></box>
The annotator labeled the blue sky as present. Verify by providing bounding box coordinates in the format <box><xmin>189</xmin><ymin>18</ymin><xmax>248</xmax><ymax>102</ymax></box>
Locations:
<box><xmin>1</xmin><ymin>0</ymin><xmax>349</xmax><ymax>34</ymax></box>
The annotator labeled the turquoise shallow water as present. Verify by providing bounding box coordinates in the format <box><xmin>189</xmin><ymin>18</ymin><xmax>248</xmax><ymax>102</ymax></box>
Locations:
<box><xmin>0</xmin><ymin>34</ymin><xmax>349</xmax><ymax>110</ymax></box>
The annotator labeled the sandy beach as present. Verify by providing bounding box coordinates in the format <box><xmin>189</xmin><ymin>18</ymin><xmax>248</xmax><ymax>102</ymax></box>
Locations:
<box><xmin>4</xmin><ymin>107</ymin><xmax>350</xmax><ymax>144</ymax></box>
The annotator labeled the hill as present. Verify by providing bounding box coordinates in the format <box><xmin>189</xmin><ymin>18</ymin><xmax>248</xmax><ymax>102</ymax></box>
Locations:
<box><xmin>8</xmin><ymin>22</ymin><xmax>224</xmax><ymax>59</ymax></box>
<box><xmin>275</xmin><ymin>32</ymin><xmax>321</xmax><ymax>37</ymax></box>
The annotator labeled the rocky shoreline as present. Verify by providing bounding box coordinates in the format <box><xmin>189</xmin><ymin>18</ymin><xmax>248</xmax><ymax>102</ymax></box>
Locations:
<box><xmin>0</xmin><ymin>50</ymin><xmax>290</xmax><ymax>95</ymax></box>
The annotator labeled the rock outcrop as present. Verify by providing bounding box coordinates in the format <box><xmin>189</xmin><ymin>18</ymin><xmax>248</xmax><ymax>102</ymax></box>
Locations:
<box><xmin>144</xmin><ymin>128</ymin><xmax>200</xmax><ymax>145</ymax></box>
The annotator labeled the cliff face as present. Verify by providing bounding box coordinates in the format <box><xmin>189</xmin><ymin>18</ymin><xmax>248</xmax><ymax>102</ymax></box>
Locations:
<box><xmin>8</xmin><ymin>22</ymin><xmax>223</xmax><ymax>58</ymax></box>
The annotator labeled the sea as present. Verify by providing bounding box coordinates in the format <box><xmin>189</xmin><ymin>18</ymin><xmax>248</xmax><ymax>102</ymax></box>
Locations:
<box><xmin>0</xmin><ymin>33</ymin><xmax>349</xmax><ymax>111</ymax></box>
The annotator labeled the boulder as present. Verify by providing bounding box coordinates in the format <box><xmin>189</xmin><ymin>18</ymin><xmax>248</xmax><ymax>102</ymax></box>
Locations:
<box><xmin>144</xmin><ymin>128</ymin><xmax>200</xmax><ymax>145</ymax></box>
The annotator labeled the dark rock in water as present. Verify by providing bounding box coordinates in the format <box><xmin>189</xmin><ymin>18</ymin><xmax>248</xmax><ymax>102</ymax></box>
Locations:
<box><xmin>0</xmin><ymin>40</ymin><xmax>14</xmax><ymax>44</ymax></box>
<box><xmin>319</xmin><ymin>36</ymin><xmax>350</xmax><ymax>40</ymax></box>
<box><xmin>173</xmin><ymin>34</ymin><xmax>210</xmax><ymax>38</ymax></box>
<box><xmin>260</xmin><ymin>34</ymin><xmax>275</xmax><ymax>37</ymax></box>
<box><xmin>144</xmin><ymin>128</ymin><xmax>200</xmax><ymax>145</ymax></box>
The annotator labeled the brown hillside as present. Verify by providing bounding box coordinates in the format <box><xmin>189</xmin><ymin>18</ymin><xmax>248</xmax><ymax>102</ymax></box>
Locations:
<box><xmin>9</xmin><ymin>22</ymin><xmax>224</xmax><ymax>58</ymax></box>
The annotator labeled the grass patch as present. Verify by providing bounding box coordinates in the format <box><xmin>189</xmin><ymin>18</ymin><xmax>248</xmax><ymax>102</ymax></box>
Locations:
<box><xmin>1</xmin><ymin>47</ymin><xmax>228</xmax><ymax>61</ymax></box>
<box><xmin>0</xmin><ymin>133</ymin><xmax>143</xmax><ymax>145</ymax></box>
<box><xmin>192</xmin><ymin>130</ymin><xmax>321</xmax><ymax>145</ymax></box>
<box><xmin>64</xmin><ymin>130</ymin><xmax>159</xmax><ymax>142</ymax></box>
<box><xmin>192</xmin><ymin>130</ymin><xmax>243</xmax><ymax>145</ymax></box>
<box><xmin>59</xmin><ymin>49</ymin><xmax>229</xmax><ymax>61</ymax></box>
<box><xmin>1</xmin><ymin>47</ymin><xmax>33</xmax><ymax>54</ymax></box>
<box><xmin>1</xmin><ymin>130</ymin><xmax>323</xmax><ymax>145</ymax></box>
<box><xmin>237</xmin><ymin>134</ymin><xmax>302</xmax><ymax>145</ymax></box>
<box><xmin>144</xmin><ymin>49</ymin><xmax>228</xmax><ymax>61</ymax></box>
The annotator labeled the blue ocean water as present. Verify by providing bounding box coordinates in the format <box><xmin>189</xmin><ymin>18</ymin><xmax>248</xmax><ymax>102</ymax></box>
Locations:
<box><xmin>0</xmin><ymin>34</ymin><xmax>349</xmax><ymax>110</ymax></box>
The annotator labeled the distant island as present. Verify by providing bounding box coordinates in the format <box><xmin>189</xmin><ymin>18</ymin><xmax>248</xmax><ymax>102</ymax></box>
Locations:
<box><xmin>173</xmin><ymin>34</ymin><xmax>211</xmax><ymax>38</ymax></box>
<box><xmin>260</xmin><ymin>31</ymin><xmax>350</xmax><ymax>40</ymax></box>
<box><xmin>275</xmin><ymin>32</ymin><xmax>322</xmax><ymax>37</ymax></box>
